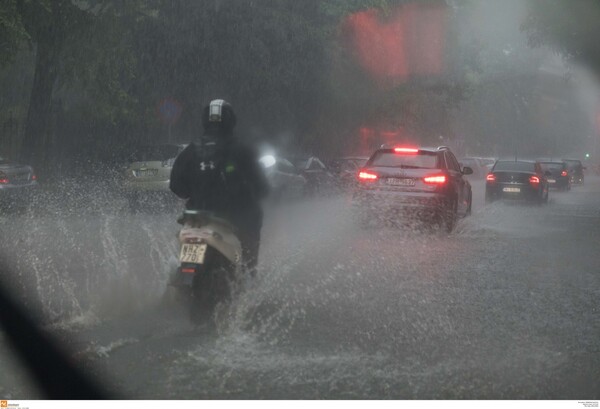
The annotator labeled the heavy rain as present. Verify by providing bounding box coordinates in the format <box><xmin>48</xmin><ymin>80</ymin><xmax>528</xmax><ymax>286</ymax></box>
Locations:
<box><xmin>0</xmin><ymin>0</ymin><xmax>599</xmax><ymax>401</ymax></box>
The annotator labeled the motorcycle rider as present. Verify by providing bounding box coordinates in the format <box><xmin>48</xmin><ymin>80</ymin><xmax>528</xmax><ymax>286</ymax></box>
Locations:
<box><xmin>169</xmin><ymin>99</ymin><xmax>270</xmax><ymax>275</ymax></box>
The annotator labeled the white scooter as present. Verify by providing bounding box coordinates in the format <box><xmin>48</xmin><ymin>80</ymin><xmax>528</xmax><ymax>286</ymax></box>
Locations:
<box><xmin>169</xmin><ymin>210</ymin><xmax>242</xmax><ymax>324</ymax></box>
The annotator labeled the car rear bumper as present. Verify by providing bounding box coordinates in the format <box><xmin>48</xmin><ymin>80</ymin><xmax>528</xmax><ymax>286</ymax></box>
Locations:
<box><xmin>353</xmin><ymin>190</ymin><xmax>449</xmax><ymax>214</ymax></box>
<box><xmin>122</xmin><ymin>179</ymin><xmax>170</xmax><ymax>192</ymax></box>
<box><xmin>570</xmin><ymin>174</ymin><xmax>584</xmax><ymax>184</ymax></box>
<box><xmin>0</xmin><ymin>182</ymin><xmax>38</xmax><ymax>194</ymax></box>
<box><xmin>0</xmin><ymin>183</ymin><xmax>38</xmax><ymax>208</ymax></box>
<box><xmin>486</xmin><ymin>183</ymin><xmax>542</xmax><ymax>202</ymax></box>
<box><xmin>547</xmin><ymin>177</ymin><xmax>569</xmax><ymax>189</ymax></box>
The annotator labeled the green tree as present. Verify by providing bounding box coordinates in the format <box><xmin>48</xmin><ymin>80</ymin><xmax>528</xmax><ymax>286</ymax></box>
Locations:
<box><xmin>6</xmin><ymin>0</ymin><xmax>159</xmax><ymax>170</ymax></box>
<box><xmin>523</xmin><ymin>0</ymin><xmax>600</xmax><ymax>79</ymax></box>
<box><xmin>129</xmin><ymin>0</ymin><xmax>330</xmax><ymax>145</ymax></box>
<box><xmin>0</xmin><ymin>0</ymin><xmax>29</xmax><ymax>67</ymax></box>
<box><xmin>2</xmin><ymin>0</ymin><xmax>479</xmax><ymax>168</ymax></box>
<box><xmin>15</xmin><ymin>0</ymin><xmax>92</xmax><ymax>167</ymax></box>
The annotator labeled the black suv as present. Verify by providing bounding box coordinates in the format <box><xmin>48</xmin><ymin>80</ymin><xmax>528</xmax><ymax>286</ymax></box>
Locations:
<box><xmin>562</xmin><ymin>159</ymin><xmax>585</xmax><ymax>185</ymax></box>
<box><xmin>352</xmin><ymin>146</ymin><xmax>473</xmax><ymax>232</ymax></box>
<box><xmin>539</xmin><ymin>160</ymin><xmax>571</xmax><ymax>191</ymax></box>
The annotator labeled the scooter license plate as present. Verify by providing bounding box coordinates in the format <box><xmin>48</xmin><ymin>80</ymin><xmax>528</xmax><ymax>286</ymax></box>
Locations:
<box><xmin>180</xmin><ymin>243</ymin><xmax>207</xmax><ymax>264</ymax></box>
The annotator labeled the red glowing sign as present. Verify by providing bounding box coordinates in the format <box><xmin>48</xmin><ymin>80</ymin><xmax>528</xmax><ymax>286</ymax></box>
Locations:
<box><xmin>343</xmin><ymin>3</ymin><xmax>448</xmax><ymax>84</ymax></box>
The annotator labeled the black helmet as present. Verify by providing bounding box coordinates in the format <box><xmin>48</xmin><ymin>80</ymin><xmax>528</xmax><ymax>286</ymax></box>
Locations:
<box><xmin>202</xmin><ymin>99</ymin><xmax>236</xmax><ymax>135</ymax></box>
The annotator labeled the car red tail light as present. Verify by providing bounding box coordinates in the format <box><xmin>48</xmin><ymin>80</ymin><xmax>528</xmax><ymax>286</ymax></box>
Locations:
<box><xmin>561</xmin><ymin>170</ymin><xmax>568</xmax><ymax>177</ymax></box>
<box><xmin>529</xmin><ymin>175</ymin><xmax>540</xmax><ymax>185</ymax></box>
<box><xmin>32</xmin><ymin>174</ymin><xmax>37</xmax><ymax>181</ymax></box>
<box><xmin>393</xmin><ymin>147</ymin><xmax>419</xmax><ymax>154</ymax></box>
<box><xmin>486</xmin><ymin>173</ymin><xmax>496</xmax><ymax>182</ymax></box>
<box><xmin>0</xmin><ymin>179</ymin><xmax>8</xmax><ymax>184</ymax></box>
<box><xmin>423</xmin><ymin>174</ymin><xmax>447</xmax><ymax>184</ymax></box>
<box><xmin>358</xmin><ymin>171</ymin><xmax>378</xmax><ymax>181</ymax></box>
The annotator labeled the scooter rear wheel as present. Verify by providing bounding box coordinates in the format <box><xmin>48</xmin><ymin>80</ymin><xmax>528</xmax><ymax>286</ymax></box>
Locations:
<box><xmin>189</xmin><ymin>250</ymin><xmax>232</xmax><ymax>326</ymax></box>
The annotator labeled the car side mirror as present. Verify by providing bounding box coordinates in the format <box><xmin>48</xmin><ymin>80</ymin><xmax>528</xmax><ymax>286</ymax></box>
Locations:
<box><xmin>462</xmin><ymin>166</ymin><xmax>473</xmax><ymax>175</ymax></box>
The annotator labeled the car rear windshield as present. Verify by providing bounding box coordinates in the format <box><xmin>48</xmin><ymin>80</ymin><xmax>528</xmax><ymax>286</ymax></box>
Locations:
<box><xmin>493</xmin><ymin>161</ymin><xmax>536</xmax><ymax>172</ymax></box>
<box><xmin>130</xmin><ymin>145</ymin><xmax>181</xmax><ymax>162</ymax></box>
<box><xmin>369</xmin><ymin>151</ymin><xmax>439</xmax><ymax>169</ymax></box>
<box><xmin>540</xmin><ymin>162</ymin><xmax>564</xmax><ymax>171</ymax></box>
<box><xmin>563</xmin><ymin>160</ymin><xmax>582</xmax><ymax>168</ymax></box>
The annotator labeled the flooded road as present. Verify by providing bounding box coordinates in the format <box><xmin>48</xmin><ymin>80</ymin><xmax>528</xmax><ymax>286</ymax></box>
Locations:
<box><xmin>1</xmin><ymin>175</ymin><xmax>599</xmax><ymax>399</ymax></box>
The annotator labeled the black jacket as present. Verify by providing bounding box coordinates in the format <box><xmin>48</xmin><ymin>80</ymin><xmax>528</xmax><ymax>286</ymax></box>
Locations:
<box><xmin>169</xmin><ymin>134</ymin><xmax>269</xmax><ymax>222</ymax></box>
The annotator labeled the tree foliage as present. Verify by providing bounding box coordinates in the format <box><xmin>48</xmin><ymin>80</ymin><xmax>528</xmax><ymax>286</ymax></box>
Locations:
<box><xmin>0</xmin><ymin>0</ymin><xmax>29</xmax><ymax>67</ymax></box>
<box><xmin>0</xmin><ymin>0</ymin><xmax>479</xmax><ymax>171</ymax></box>
<box><xmin>523</xmin><ymin>0</ymin><xmax>600</xmax><ymax>78</ymax></box>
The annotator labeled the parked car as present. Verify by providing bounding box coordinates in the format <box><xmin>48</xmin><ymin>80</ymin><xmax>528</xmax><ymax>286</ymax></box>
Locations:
<box><xmin>480</xmin><ymin>157</ymin><xmax>497</xmax><ymax>172</ymax></box>
<box><xmin>539</xmin><ymin>160</ymin><xmax>571</xmax><ymax>191</ymax></box>
<box><xmin>259</xmin><ymin>155</ymin><xmax>307</xmax><ymax>201</ymax></box>
<box><xmin>327</xmin><ymin>156</ymin><xmax>369</xmax><ymax>189</ymax></box>
<box><xmin>459</xmin><ymin>157</ymin><xmax>489</xmax><ymax>179</ymax></box>
<box><xmin>122</xmin><ymin>143</ymin><xmax>186</xmax><ymax>210</ymax></box>
<box><xmin>0</xmin><ymin>155</ymin><xmax>38</xmax><ymax>212</ymax></box>
<box><xmin>293</xmin><ymin>156</ymin><xmax>337</xmax><ymax>196</ymax></box>
<box><xmin>485</xmin><ymin>159</ymin><xmax>549</xmax><ymax>204</ymax></box>
<box><xmin>562</xmin><ymin>158</ymin><xmax>585</xmax><ymax>185</ymax></box>
<box><xmin>352</xmin><ymin>145</ymin><xmax>472</xmax><ymax>232</ymax></box>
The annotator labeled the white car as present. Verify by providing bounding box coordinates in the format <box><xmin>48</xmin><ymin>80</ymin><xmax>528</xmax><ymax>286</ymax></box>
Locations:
<box><xmin>122</xmin><ymin>143</ymin><xmax>186</xmax><ymax>210</ymax></box>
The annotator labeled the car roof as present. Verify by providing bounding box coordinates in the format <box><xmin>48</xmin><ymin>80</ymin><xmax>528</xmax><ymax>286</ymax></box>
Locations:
<box><xmin>375</xmin><ymin>146</ymin><xmax>449</xmax><ymax>154</ymax></box>
<box><xmin>536</xmin><ymin>157</ymin><xmax>565</xmax><ymax>161</ymax></box>
<box><xmin>142</xmin><ymin>142</ymin><xmax>186</xmax><ymax>147</ymax></box>
<box><xmin>133</xmin><ymin>143</ymin><xmax>186</xmax><ymax>150</ymax></box>
<box><xmin>496</xmin><ymin>159</ymin><xmax>537</xmax><ymax>163</ymax></box>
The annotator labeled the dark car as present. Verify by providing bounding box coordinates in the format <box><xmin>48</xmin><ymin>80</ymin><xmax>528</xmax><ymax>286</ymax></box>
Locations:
<box><xmin>539</xmin><ymin>161</ymin><xmax>571</xmax><ymax>191</ymax></box>
<box><xmin>0</xmin><ymin>155</ymin><xmax>38</xmax><ymax>211</ymax></box>
<box><xmin>562</xmin><ymin>158</ymin><xmax>585</xmax><ymax>185</ymax></box>
<box><xmin>259</xmin><ymin>154</ymin><xmax>307</xmax><ymax>201</ymax></box>
<box><xmin>485</xmin><ymin>160</ymin><xmax>549</xmax><ymax>204</ymax></box>
<box><xmin>293</xmin><ymin>156</ymin><xmax>337</xmax><ymax>196</ymax></box>
<box><xmin>352</xmin><ymin>145</ymin><xmax>473</xmax><ymax>232</ymax></box>
<box><xmin>327</xmin><ymin>156</ymin><xmax>369</xmax><ymax>189</ymax></box>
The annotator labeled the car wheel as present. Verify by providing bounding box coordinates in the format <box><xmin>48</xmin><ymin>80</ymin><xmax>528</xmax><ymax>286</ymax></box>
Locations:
<box><xmin>443</xmin><ymin>200</ymin><xmax>457</xmax><ymax>233</ymax></box>
<box><xmin>466</xmin><ymin>192</ymin><xmax>472</xmax><ymax>216</ymax></box>
<box><xmin>540</xmin><ymin>189</ymin><xmax>549</xmax><ymax>205</ymax></box>
<box><xmin>485</xmin><ymin>192</ymin><xmax>494</xmax><ymax>204</ymax></box>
